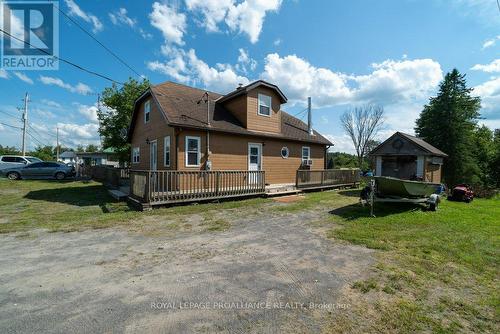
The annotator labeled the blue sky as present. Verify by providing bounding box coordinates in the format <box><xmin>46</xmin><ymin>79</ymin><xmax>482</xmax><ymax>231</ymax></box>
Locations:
<box><xmin>0</xmin><ymin>0</ymin><xmax>499</xmax><ymax>153</ymax></box>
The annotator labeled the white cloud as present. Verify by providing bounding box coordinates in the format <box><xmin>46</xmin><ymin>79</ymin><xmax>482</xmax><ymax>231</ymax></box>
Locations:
<box><xmin>185</xmin><ymin>0</ymin><xmax>233</xmax><ymax>32</ymax></box>
<box><xmin>185</xmin><ymin>0</ymin><xmax>282</xmax><ymax>43</ymax></box>
<box><xmin>273</xmin><ymin>38</ymin><xmax>282</xmax><ymax>46</ymax></box>
<box><xmin>57</xmin><ymin>122</ymin><xmax>101</xmax><ymax>146</ymax></box>
<box><xmin>0</xmin><ymin>69</ymin><xmax>9</xmax><ymax>79</ymax></box>
<box><xmin>40</xmin><ymin>99</ymin><xmax>62</xmax><ymax>108</ymax></box>
<box><xmin>13</xmin><ymin>72</ymin><xmax>34</xmax><ymax>84</ymax></box>
<box><xmin>262</xmin><ymin>54</ymin><xmax>442</xmax><ymax>107</ymax></box>
<box><xmin>482</xmin><ymin>36</ymin><xmax>500</xmax><ymax>49</ymax></box>
<box><xmin>109</xmin><ymin>8</ymin><xmax>136</xmax><ymax>27</ymax></box>
<box><xmin>235</xmin><ymin>48</ymin><xmax>257</xmax><ymax>73</ymax></box>
<box><xmin>64</xmin><ymin>0</ymin><xmax>103</xmax><ymax>33</ymax></box>
<box><xmin>148</xmin><ymin>47</ymin><xmax>249</xmax><ymax>93</ymax></box>
<box><xmin>74</xmin><ymin>103</ymin><xmax>99</xmax><ymax>123</ymax></box>
<box><xmin>473</xmin><ymin>77</ymin><xmax>500</xmax><ymax>113</ymax></box>
<box><xmin>149</xmin><ymin>2</ymin><xmax>187</xmax><ymax>45</ymax></box>
<box><xmin>261</xmin><ymin>53</ymin><xmax>353</xmax><ymax>107</ymax></box>
<box><xmin>39</xmin><ymin>76</ymin><xmax>92</xmax><ymax>95</ymax></box>
<box><xmin>471</xmin><ymin>59</ymin><xmax>500</xmax><ymax>73</ymax></box>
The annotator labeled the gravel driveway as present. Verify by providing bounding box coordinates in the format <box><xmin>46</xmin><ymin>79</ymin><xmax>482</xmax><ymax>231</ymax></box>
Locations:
<box><xmin>0</xmin><ymin>203</ymin><xmax>373</xmax><ymax>333</ymax></box>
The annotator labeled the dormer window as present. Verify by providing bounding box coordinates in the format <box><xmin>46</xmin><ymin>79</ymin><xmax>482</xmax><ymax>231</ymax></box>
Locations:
<box><xmin>258</xmin><ymin>94</ymin><xmax>271</xmax><ymax>116</ymax></box>
<box><xmin>144</xmin><ymin>100</ymin><xmax>151</xmax><ymax>123</ymax></box>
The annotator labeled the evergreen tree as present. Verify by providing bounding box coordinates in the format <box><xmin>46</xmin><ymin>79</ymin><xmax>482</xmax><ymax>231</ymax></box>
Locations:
<box><xmin>415</xmin><ymin>69</ymin><xmax>481</xmax><ymax>186</ymax></box>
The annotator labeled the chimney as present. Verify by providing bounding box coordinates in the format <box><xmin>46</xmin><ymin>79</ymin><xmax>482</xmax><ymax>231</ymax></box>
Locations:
<box><xmin>307</xmin><ymin>97</ymin><xmax>314</xmax><ymax>135</ymax></box>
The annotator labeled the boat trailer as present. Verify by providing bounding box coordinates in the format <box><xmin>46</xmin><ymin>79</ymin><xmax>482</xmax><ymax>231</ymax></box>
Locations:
<box><xmin>365</xmin><ymin>179</ymin><xmax>440</xmax><ymax>217</ymax></box>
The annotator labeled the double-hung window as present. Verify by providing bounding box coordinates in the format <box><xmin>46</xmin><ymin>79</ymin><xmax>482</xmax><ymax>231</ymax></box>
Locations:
<box><xmin>258</xmin><ymin>94</ymin><xmax>271</xmax><ymax>116</ymax></box>
<box><xmin>164</xmin><ymin>136</ymin><xmax>171</xmax><ymax>167</ymax></box>
<box><xmin>185</xmin><ymin>136</ymin><xmax>201</xmax><ymax>167</ymax></box>
<box><xmin>301</xmin><ymin>146</ymin><xmax>310</xmax><ymax>163</ymax></box>
<box><xmin>132</xmin><ymin>147</ymin><xmax>140</xmax><ymax>163</ymax></box>
<box><xmin>144</xmin><ymin>100</ymin><xmax>151</xmax><ymax>123</ymax></box>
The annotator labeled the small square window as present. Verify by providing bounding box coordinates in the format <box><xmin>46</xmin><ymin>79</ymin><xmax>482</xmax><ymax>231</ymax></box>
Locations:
<box><xmin>258</xmin><ymin>94</ymin><xmax>271</xmax><ymax>116</ymax></box>
<box><xmin>302</xmin><ymin>146</ymin><xmax>310</xmax><ymax>163</ymax></box>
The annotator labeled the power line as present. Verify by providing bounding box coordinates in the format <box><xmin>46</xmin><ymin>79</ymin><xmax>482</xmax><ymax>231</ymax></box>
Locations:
<box><xmin>0</xmin><ymin>28</ymin><xmax>124</xmax><ymax>85</ymax></box>
<box><xmin>292</xmin><ymin>107</ymin><xmax>308</xmax><ymax>118</ymax></box>
<box><xmin>0</xmin><ymin>122</ymin><xmax>23</xmax><ymax>130</ymax></box>
<box><xmin>26</xmin><ymin>131</ymin><xmax>50</xmax><ymax>147</ymax></box>
<box><xmin>53</xmin><ymin>1</ymin><xmax>143</xmax><ymax>79</ymax></box>
<box><xmin>0</xmin><ymin>109</ymin><xmax>20</xmax><ymax>121</ymax></box>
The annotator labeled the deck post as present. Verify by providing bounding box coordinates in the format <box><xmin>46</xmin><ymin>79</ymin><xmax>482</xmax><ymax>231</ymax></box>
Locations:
<box><xmin>145</xmin><ymin>171</ymin><xmax>151</xmax><ymax>203</ymax></box>
<box><xmin>215</xmin><ymin>171</ymin><xmax>220</xmax><ymax>196</ymax></box>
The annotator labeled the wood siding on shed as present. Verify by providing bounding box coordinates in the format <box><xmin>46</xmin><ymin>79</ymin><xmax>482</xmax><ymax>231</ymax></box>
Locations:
<box><xmin>130</xmin><ymin>96</ymin><xmax>176</xmax><ymax>170</ymax></box>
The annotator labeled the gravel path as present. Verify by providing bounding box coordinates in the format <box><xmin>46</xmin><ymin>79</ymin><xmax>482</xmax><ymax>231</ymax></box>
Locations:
<box><xmin>0</xmin><ymin>207</ymin><xmax>373</xmax><ymax>333</ymax></box>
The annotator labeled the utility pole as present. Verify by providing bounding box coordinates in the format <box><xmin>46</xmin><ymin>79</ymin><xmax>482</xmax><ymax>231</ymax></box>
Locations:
<box><xmin>21</xmin><ymin>93</ymin><xmax>29</xmax><ymax>156</ymax></box>
<box><xmin>56</xmin><ymin>127</ymin><xmax>60</xmax><ymax>161</ymax></box>
<box><xmin>307</xmin><ymin>96</ymin><xmax>314</xmax><ymax>136</ymax></box>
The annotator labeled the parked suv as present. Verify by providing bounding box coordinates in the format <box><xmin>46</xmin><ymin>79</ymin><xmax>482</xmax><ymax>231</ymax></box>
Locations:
<box><xmin>0</xmin><ymin>155</ymin><xmax>43</xmax><ymax>170</ymax></box>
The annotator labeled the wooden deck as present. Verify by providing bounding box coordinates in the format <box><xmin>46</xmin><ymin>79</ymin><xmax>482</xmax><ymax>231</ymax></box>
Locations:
<box><xmin>127</xmin><ymin>169</ymin><xmax>360</xmax><ymax>210</ymax></box>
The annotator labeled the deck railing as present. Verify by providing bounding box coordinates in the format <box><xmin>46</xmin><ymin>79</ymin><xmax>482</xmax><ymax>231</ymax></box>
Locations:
<box><xmin>129</xmin><ymin>170</ymin><xmax>266</xmax><ymax>205</ymax></box>
<box><xmin>78</xmin><ymin>166</ymin><xmax>129</xmax><ymax>188</ymax></box>
<box><xmin>296</xmin><ymin>169</ymin><xmax>360</xmax><ymax>189</ymax></box>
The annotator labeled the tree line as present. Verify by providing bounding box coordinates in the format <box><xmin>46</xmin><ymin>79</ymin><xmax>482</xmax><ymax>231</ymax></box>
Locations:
<box><xmin>0</xmin><ymin>144</ymin><xmax>100</xmax><ymax>161</ymax></box>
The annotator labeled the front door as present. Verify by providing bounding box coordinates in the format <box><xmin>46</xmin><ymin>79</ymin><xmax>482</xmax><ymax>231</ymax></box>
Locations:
<box><xmin>150</xmin><ymin>140</ymin><xmax>157</xmax><ymax>171</ymax></box>
<box><xmin>248</xmin><ymin>143</ymin><xmax>262</xmax><ymax>184</ymax></box>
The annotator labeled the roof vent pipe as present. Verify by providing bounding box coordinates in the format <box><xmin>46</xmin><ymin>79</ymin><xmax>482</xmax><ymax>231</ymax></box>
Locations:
<box><xmin>307</xmin><ymin>97</ymin><xmax>314</xmax><ymax>135</ymax></box>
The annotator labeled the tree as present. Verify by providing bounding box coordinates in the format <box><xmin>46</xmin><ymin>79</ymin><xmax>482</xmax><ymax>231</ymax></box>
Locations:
<box><xmin>472</xmin><ymin>125</ymin><xmax>494</xmax><ymax>186</ymax></box>
<box><xmin>341</xmin><ymin>105</ymin><xmax>384</xmax><ymax>168</ymax></box>
<box><xmin>490</xmin><ymin>129</ymin><xmax>500</xmax><ymax>188</ymax></box>
<box><xmin>415</xmin><ymin>69</ymin><xmax>481</xmax><ymax>186</ymax></box>
<box><xmin>0</xmin><ymin>145</ymin><xmax>20</xmax><ymax>155</ymax></box>
<box><xmin>85</xmin><ymin>144</ymin><xmax>99</xmax><ymax>153</ymax></box>
<box><xmin>76</xmin><ymin>145</ymin><xmax>85</xmax><ymax>152</ymax></box>
<box><xmin>98</xmin><ymin>78</ymin><xmax>150</xmax><ymax>162</ymax></box>
<box><xmin>30</xmin><ymin>146</ymin><xmax>55</xmax><ymax>161</ymax></box>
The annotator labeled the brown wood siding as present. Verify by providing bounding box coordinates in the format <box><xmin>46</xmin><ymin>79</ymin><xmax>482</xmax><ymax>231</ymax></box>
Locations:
<box><xmin>246</xmin><ymin>87</ymin><xmax>281</xmax><ymax>133</ymax></box>
<box><xmin>425</xmin><ymin>158</ymin><xmax>442</xmax><ymax>183</ymax></box>
<box><xmin>371</xmin><ymin>134</ymin><xmax>428</xmax><ymax>156</ymax></box>
<box><xmin>176</xmin><ymin>130</ymin><xmax>325</xmax><ymax>184</ymax></box>
<box><xmin>130</xmin><ymin>97</ymin><xmax>176</xmax><ymax>170</ymax></box>
<box><xmin>223</xmin><ymin>94</ymin><xmax>248</xmax><ymax>127</ymax></box>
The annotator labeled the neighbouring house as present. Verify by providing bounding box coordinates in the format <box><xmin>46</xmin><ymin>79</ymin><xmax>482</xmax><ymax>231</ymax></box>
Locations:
<box><xmin>369</xmin><ymin>132</ymin><xmax>447</xmax><ymax>183</ymax></box>
<box><xmin>76</xmin><ymin>148</ymin><xmax>120</xmax><ymax>167</ymax></box>
<box><xmin>127</xmin><ymin>80</ymin><xmax>333</xmax><ymax>186</ymax></box>
<box><xmin>58</xmin><ymin>151</ymin><xmax>76</xmax><ymax>164</ymax></box>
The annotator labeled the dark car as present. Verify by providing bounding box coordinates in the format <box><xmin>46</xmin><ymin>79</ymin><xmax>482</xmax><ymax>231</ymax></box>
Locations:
<box><xmin>0</xmin><ymin>162</ymin><xmax>75</xmax><ymax>180</ymax></box>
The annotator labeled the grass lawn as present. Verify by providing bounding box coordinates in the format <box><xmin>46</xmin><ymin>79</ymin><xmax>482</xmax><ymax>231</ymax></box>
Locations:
<box><xmin>0</xmin><ymin>179</ymin><xmax>268</xmax><ymax>234</ymax></box>
<box><xmin>0</xmin><ymin>178</ymin><xmax>498</xmax><ymax>332</ymax></box>
<box><xmin>325</xmin><ymin>194</ymin><xmax>500</xmax><ymax>333</ymax></box>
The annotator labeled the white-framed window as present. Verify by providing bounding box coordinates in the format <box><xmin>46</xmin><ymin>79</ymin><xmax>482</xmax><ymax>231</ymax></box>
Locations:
<box><xmin>258</xmin><ymin>94</ymin><xmax>271</xmax><ymax>116</ymax></box>
<box><xmin>144</xmin><ymin>100</ymin><xmax>151</xmax><ymax>123</ymax></box>
<box><xmin>164</xmin><ymin>136</ymin><xmax>171</xmax><ymax>167</ymax></box>
<box><xmin>185</xmin><ymin>136</ymin><xmax>201</xmax><ymax>167</ymax></box>
<box><xmin>281</xmin><ymin>146</ymin><xmax>289</xmax><ymax>159</ymax></box>
<box><xmin>302</xmin><ymin>146</ymin><xmax>310</xmax><ymax>163</ymax></box>
<box><xmin>132</xmin><ymin>147</ymin><xmax>140</xmax><ymax>163</ymax></box>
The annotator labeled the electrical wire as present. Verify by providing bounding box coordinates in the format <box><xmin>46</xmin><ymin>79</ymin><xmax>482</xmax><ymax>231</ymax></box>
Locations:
<box><xmin>53</xmin><ymin>1</ymin><xmax>143</xmax><ymax>79</ymax></box>
<box><xmin>0</xmin><ymin>109</ymin><xmax>21</xmax><ymax>121</ymax></box>
<box><xmin>0</xmin><ymin>122</ymin><xmax>23</xmax><ymax>130</ymax></box>
<box><xmin>26</xmin><ymin>131</ymin><xmax>50</xmax><ymax>147</ymax></box>
<box><xmin>292</xmin><ymin>107</ymin><xmax>308</xmax><ymax>118</ymax></box>
<box><xmin>0</xmin><ymin>28</ymin><xmax>124</xmax><ymax>85</ymax></box>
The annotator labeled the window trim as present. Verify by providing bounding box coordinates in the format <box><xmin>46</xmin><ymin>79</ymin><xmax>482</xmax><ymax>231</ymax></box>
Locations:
<box><xmin>257</xmin><ymin>93</ymin><xmax>272</xmax><ymax>117</ymax></box>
<box><xmin>132</xmin><ymin>147</ymin><xmax>140</xmax><ymax>164</ymax></box>
<box><xmin>164</xmin><ymin>136</ymin><xmax>171</xmax><ymax>167</ymax></box>
<box><xmin>144</xmin><ymin>100</ymin><xmax>151</xmax><ymax>123</ymax></box>
<box><xmin>281</xmin><ymin>146</ymin><xmax>289</xmax><ymax>159</ymax></box>
<box><xmin>185</xmin><ymin>136</ymin><xmax>201</xmax><ymax>167</ymax></box>
<box><xmin>301</xmin><ymin>146</ymin><xmax>311</xmax><ymax>163</ymax></box>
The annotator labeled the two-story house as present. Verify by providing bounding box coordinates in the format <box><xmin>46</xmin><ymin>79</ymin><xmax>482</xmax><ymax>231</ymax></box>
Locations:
<box><xmin>127</xmin><ymin>80</ymin><xmax>332</xmax><ymax>185</ymax></box>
